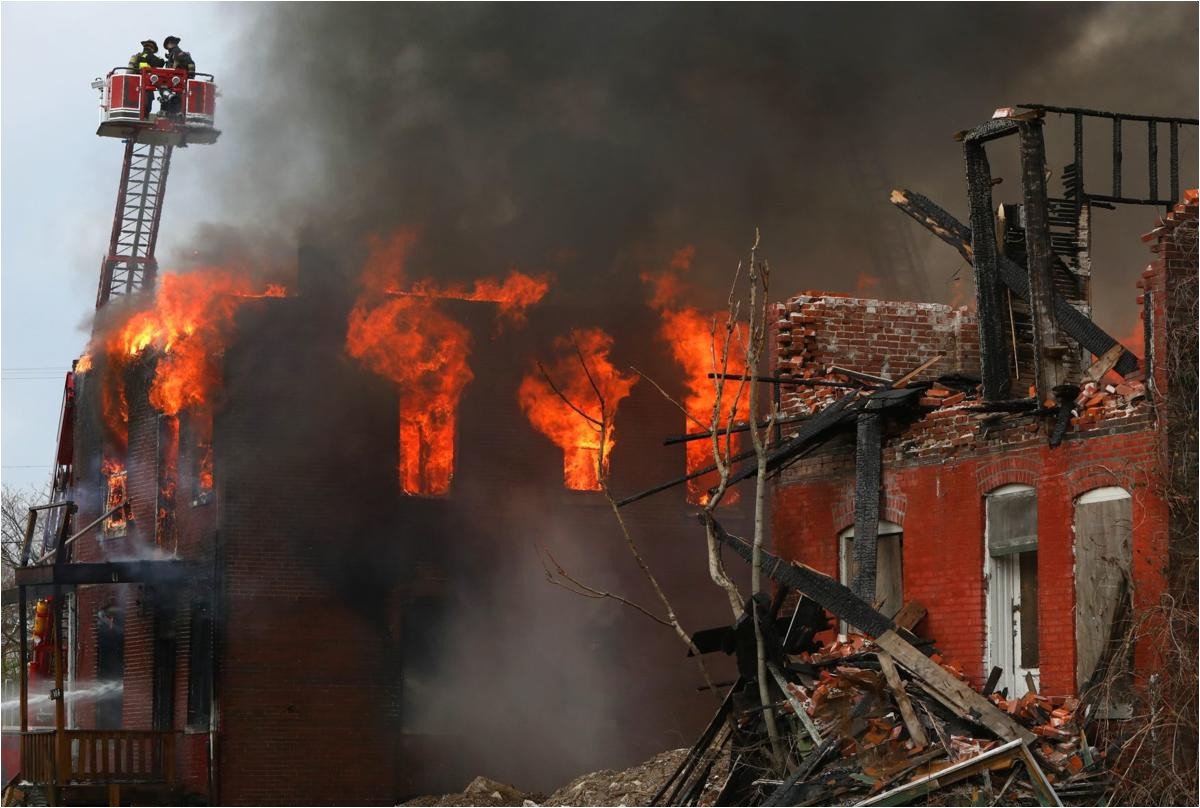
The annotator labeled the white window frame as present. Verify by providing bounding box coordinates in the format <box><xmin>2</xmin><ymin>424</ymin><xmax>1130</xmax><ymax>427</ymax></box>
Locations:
<box><xmin>984</xmin><ymin>484</ymin><xmax>1039</xmax><ymax>697</ymax></box>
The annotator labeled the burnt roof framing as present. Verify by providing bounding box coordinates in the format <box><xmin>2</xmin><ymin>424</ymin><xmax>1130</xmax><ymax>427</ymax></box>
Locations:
<box><xmin>891</xmin><ymin>188</ymin><xmax>1140</xmax><ymax>377</ymax></box>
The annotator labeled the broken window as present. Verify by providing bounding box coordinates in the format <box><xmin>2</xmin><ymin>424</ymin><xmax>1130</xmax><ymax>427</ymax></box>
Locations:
<box><xmin>839</xmin><ymin>521</ymin><xmax>903</xmax><ymax>634</ymax></box>
<box><xmin>103</xmin><ymin>466</ymin><xmax>128</xmax><ymax>537</ymax></box>
<box><xmin>985</xmin><ymin>485</ymin><xmax>1039</xmax><ymax>696</ymax></box>
<box><xmin>183</xmin><ymin>409</ymin><xmax>214</xmax><ymax>505</ymax></box>
<box><xmin>1074</xmin><ymin>487</ymin><xmax>1133</xmax><ymax>689</ymax></box>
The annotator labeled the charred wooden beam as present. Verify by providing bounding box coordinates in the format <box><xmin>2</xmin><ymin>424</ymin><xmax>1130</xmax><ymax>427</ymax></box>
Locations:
<box><xmin>891</xmin><ymin>189</ymin><xmax>1140</xmax><ymax>376</ymax></box>
<box><xmin>705</xmin><ymin>517</ymin><xmax>1036</xmax><ymax>744</ymax></box>
<box><xmin>723</xmin><ymin>393</ymin><xmax>860</xmax><ymax>487</ymax></box>
<box><xmin>851</xmin><ymin>409</ymin><xmax>883</xmax><ymax>602</ymax></box>
<box><xmin>890</xmin><ymin>189</ymin><xmax>973</xmax><ymax>263</ymax></box>
<box><xmin>963</xmin><ymin>140</ymin><xmax>1012</xmax><ymax>400</ymax></box>
<box><xmin>663</xmin><ymin>412</ymin><xmax>810</xmax><ymax>446</ymax></box>
<box><xmin>1018</xmin><ymin>117</ymin><xmax>1068</xmax><ymax>400</ymax></box>
<box><xmin>615</xmin><ymin>444</ymin><xmax>761</xmax><ymax>507</ymax></box>
<box><xmin>706</xmin><ymin>372</ymin><xmax>869</xmax><ymax>389</ymax></box>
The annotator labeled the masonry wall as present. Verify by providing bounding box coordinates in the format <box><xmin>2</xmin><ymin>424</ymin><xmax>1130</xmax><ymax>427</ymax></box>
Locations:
<box><xmin>769</xmin><ymin>290</ymin><xmax>1171</xmax><ymax>697</ymax></box>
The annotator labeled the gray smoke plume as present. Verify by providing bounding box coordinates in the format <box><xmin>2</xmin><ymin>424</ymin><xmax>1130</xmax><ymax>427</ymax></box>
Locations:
<box><xmin>167</xmin><ymin>2</ymin><xmax>1197</xmax><ymax>793</ymax></box>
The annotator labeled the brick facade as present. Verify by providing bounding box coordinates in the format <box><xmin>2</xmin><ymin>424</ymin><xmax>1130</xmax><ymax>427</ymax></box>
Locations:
<box><xmin>770</xmin><ymin>201</ymin><xmax>1195</xmax><ymax>696</ymax></box>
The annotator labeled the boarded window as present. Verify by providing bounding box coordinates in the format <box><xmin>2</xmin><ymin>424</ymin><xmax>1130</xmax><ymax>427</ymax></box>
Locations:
<box><xmin>987</xmin><ymin>488</ymin><xmax>1037</xmax><ymax>556</ymax></box>
<box><xmin>840</xmin><ymin>523</ymin><xmax>903</xmax><ymax>623</ymax></box>
<box><xmin>1074</xmin><ymin>488</ymin><xmax>1133</xmax><ymax>688</ymax></box>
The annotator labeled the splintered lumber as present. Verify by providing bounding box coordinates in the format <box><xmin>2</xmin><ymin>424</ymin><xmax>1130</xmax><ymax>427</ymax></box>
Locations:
<box><xmin>768</xmin><ymin>662</ymin><xmax>822</xmax><ymax>744</ymax></box>
<box><xmin>705</xmin><ymin>519</ymin><xmax>1034</xmax><ymax>744</ymax></box>
<box><xmin>877</xmin><ymin>651</ymin><xmax>929</xmax><ymax>748</ymax></box>
<box><xmin>1081</xmin><ymin>342</ymin><xmax>1125</xmax><ymax>384</ymax></box>
<box><xmin>874</xmin><ymin>631</ymin><xmax>1034</xmax><ymax>744</ymax></box>
<box><xmin>857</xmin><ymin>739</ymin><xmax>1027</xmax><ymax>806</ymax></box>
<box><xmin>892</xmin><ymin>601</ymin><xmax>927</xmax><ymax>631</ymax></box>
<box><xmin>1017</xmin><ymin>740</ymin><xmax>1063</xmax><ymax>806</ymax></box>
<box><xmin>891</xmin><ymin>188</ymin><xmax>1139</xmax><ymax>377</ymax></box>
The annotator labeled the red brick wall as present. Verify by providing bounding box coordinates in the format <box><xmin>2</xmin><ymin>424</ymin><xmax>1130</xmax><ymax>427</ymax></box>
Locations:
<box><xmin>773</xmin><ymin>429</ymin><xmax>1169</xmax><ymax>695</ymax></box>
<box><xmin>770</xmin><ymin>289</ymin><xmax>1171</xmax><ymax>697</ymax></box>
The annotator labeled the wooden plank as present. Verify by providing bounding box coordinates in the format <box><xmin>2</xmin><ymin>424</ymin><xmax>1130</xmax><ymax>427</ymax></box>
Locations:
<box><xmin>875</xmin><ymin>630</ymin><xmax>1035</xmax><ymax>744</ymax></box>
<box><xmin>768</xmin><ymin>662</ymin><xmax>822</xmax><ymax>744</ymax></box>
<box><xmin>893</xmin><ymin>602</ymin><xmax>927</xmax><ymax>632</ymax></box>
<box><xmin>877</xmin><ymin>651</ymin><xmax>929</xmax><ymax>748</ymax></box>
<box><xmin>982</xmin><ymin>666</ymin><xmax>1003</xmax><ymax>697</ymax></box>
<box><xmin>1017</xmin><ymin>742</ymin><xmax>1064</xmax><ymax>806</ymax></box>
<box><xmin>1081</xmin><ymin>343</ymin><xmax>1124</xmax><ymax>384</ymax></box>
<box><xmin>891</xmin><ymin>356</ymin><xmax>944</xmax><ymax>390</ymax></box>
<box><xmin>857</xmin><ymin>739</ymin><xmax>1024</xmax><ymax>806</ymax></box>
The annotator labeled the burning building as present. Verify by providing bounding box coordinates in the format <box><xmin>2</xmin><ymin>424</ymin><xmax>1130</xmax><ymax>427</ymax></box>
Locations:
<box><xmin>764</xmin><ymin>107</ymin><xmax>1197</xmax><ymax>700</ymax></box>
<box><xmin>8</xmin><ymin>222</ymin><xmax>760</xmax><ymax>803</ymax></box>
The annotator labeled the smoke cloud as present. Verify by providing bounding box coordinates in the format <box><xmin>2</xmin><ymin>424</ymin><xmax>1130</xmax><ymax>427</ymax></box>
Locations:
<box><xmin>157</xmin><ymin>2</ymin><xmax>1198</xmax><ymax>793</ymax></box>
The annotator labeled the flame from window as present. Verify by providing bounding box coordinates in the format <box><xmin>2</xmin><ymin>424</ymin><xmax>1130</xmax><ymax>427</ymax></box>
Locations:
<box><xmin>346</xmin><ymin>232</ymin><xmax>549</xmax><ymax>496</ymax></box>
<box><xmin>518</xmin><ymin>329</ymin><xmax>638</xmax><ymax>491</ymax></box>
<box><xmin>641</xmin><ymin>247</ymin><xmax>748</xmax><ymax>504</ymax></box>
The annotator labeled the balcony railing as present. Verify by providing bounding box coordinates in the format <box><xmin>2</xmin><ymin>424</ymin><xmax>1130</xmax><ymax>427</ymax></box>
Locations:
<box><xmin>19</xmin><ymin>729</ymin><xmax>176</xmax><ymax>785</ymax></box>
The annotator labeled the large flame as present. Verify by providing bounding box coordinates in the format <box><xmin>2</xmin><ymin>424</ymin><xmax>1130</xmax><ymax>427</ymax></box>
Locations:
<box><xmin>402</xmin><ymin>270</ymin><xmax>551</xmax><ymax>326</ymax></box>
<box><xmin>102</xmin><ymin>268</ymin><xmax>286</xmax><ymax>419</ymax></box>
<box><xmin>642</xmin><ymin>247</ymin><xmax>748</xmax><ymax>504</ymax></box>
<box><xmin>518</xmin><ymin>329</ymin><xmax>638</xmax><ymax>491</ymax></box>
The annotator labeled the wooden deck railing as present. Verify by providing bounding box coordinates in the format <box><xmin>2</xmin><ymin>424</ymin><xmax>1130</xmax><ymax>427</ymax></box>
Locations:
<box><xmin>19</xmin><ymin>729</ymin><xmax>176</xmax><ymax>785</ymax></box>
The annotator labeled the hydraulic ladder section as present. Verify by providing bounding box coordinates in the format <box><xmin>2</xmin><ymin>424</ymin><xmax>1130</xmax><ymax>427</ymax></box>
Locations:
<box><xmin>95</xmin><ymin>140</ymin><xmax>174</xmax><ymax>309</ymax></box>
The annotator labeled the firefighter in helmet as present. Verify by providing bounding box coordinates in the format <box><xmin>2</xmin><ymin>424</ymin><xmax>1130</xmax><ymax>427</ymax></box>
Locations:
<box><xmin>163</xmin><ymin>36</ymin><xmax>195</xmax><ymax>77</ymax></box>
<box><xmin>128</xmin><ymin>39</ymin><xmax>164</xmax><ymax>118</ymax></box>
<box><xmin>161</xmin><ymin>36</ymin><xmax>195</xmax><ymax>119</ymax></box>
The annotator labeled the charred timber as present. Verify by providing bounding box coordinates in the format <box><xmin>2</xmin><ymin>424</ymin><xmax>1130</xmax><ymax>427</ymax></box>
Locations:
<box><xmin>963</xmin><ymin>139</ymin><xmax>1013</xmax><ymax>399</ymax></box>
<box><xmin>663</xmin><ymin>412</ymin><xmax>811</xmax><ymax>445</ymax></box>
<box><xmin>1018</xmin><ymin>117</ymin><xmax>1067</xmax><ymax>399</ymax></box>
<box><xmin>892</xmin><ymin>188</ymin><xmax>1140</xmax><ymax>377</ymax></box>
<box><xmin>706</xmin><ymin>372</ymin><xmax>871</xmax><ymax>389</ymax></box>
<box><xmin>851</xmin><ymin>410</ymin><xmax>883</xmax><ymax>601</ymax></box>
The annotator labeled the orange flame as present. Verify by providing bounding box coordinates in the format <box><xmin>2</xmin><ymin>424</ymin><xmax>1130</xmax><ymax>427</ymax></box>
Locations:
<box><xmin>346</xmin><ymin>233</ymin><xmax>475</xmax><ymax>496</ymax></box>
<box><xmin>76</xmin><ymin>354</ymin><xmax>93</xmax><ymax>373</ymax></box>
<box><xmin>102</xmin><ymin>268</ymin><xmax>284</xmax><ymax>418</ymax></box>
<box><xmin>642</xmin><ymin>247</ymin><xmax>747</xmax><ymax>504</ymax></box>
<box><xmin>518</xmin><ymin>329</ymin><xmax>638</xmax><ymax>491</ymax></box>
<box><xmin>102</xmin><ymin>458</ymin><xmax>128</xmax><ymax>533</ymax></box>
<box><xmin>403</xmin><ymin>270</ymin><xmax>551</xmax><ymax>325</ymax></box>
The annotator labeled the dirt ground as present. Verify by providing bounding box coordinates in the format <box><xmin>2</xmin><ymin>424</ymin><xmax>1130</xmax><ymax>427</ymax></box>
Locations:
<box><xmin>400</xmin><ymin>748</ymin><xmax>702</xmax><ymax>807</ymax></box>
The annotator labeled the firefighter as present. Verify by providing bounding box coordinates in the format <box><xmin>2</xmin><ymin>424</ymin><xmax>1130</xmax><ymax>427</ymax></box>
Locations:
<box><xmin>128</xmin><ymin>39</ymin><xmax>163</xmax><ymax>118</ymax></box>
<box><xmin>163</xmin><ymin>36</ymin><xmax>195</xmax><ymax>77</ymax></box>
<box><xmin>161</xmin><ymin>36</ymin><xmax>195</xmax><ymax>118</ymax></box>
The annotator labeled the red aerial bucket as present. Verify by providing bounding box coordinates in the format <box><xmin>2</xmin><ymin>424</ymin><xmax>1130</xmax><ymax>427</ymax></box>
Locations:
<box><xmin>185</xmin><ymin>79</ymin><xmax>216</xmax><ymax>126</ymax></box>
<box><xmin>107</xmin><ymin>71</ymin><xmax>143</xmax><ymax>120</ymax></box>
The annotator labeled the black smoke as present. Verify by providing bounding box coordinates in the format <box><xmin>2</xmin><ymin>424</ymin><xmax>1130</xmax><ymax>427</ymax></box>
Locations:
<box><xmin>170</xmin><ymin>2</ymin><xmax>1198</xmax><ymax>795</ymax></box>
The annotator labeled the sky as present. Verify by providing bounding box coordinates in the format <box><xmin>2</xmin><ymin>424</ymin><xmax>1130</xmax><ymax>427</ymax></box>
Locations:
<box><xmin>1</xmin><ymin>2</ymin><xmax>250</xmax><ymax>489</ymax></box>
